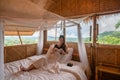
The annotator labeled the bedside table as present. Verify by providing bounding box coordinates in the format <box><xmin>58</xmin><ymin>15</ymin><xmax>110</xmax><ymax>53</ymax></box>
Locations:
<box><xmin>95</xmin><ymin>65</ymin><xmax>120</xmax><ymax>80</ymax></box>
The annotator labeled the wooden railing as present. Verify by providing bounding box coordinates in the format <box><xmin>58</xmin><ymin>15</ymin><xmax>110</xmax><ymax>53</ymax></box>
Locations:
<box><xmin>4</xmin><ymin>43</ymin><xmax>120</xmax><ymax>69</ymax></box>
<box><xmin>95</xmin><ymin>44</ymin><xmax>120</xmax><ymax>67</ymax></box>
<box><xmin>4</xmin><ymin>44</ymin><xmax>37</xmax><ymax>63</ymax></box>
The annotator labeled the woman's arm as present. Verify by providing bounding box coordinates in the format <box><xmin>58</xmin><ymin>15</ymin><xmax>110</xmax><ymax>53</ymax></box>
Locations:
<box><xmin>60</xmin><ymin>43</ymin><xmax>68</xmax><ymax>55</ymax></box>
<box><xmin>65</xmin><ymin>43</ymin><xmax>69</xmax><ymax>54</ymax></box>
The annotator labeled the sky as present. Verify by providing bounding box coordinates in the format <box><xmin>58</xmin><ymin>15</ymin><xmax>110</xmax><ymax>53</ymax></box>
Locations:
<box><xmin>10</xmin><ymin>13</ymin><xmax>119</xmax><ymax>38</ymax></box>
<box><xmin>47</xmin><ymin>13</ymin><xmax>120</xmax><ymax>38</ymax></box>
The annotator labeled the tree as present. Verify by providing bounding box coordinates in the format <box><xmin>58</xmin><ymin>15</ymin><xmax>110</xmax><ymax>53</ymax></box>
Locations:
<box><xmin>115</xmin><ymin>20</ymin><xmax>120</xmax><ymax>29</ymax></box>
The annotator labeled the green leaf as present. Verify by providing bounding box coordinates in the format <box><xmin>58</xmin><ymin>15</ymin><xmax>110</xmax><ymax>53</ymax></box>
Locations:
<box><xmin>115</xmin><ymin>21</ymin><xmax>120</xmax><ymax>29</ymax></box>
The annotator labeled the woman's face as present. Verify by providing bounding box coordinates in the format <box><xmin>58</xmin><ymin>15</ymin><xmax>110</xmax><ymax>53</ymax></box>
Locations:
<box><xmin>59</xmin><ymin>37</ymin><xmax>64</xmax><ymax>44</ymax></box>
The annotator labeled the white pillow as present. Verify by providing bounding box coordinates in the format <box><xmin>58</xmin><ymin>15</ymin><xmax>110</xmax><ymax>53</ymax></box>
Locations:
<box><xmin>59</xmin><ymin>48</ymin><xmax>73</xmax><ymax>63</ymax></box>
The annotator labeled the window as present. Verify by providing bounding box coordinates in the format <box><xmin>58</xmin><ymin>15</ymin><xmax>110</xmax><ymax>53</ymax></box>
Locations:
<box><xmin>4</xmin><ymin>32</ymin><xmax>38</xmax><ymax>46</ymax></box>
<box><xmin>21</xmin><ymin>36</ymin><xmax>37</xmax><ymax>44</ymax></box>
<box><xmin>47</xmin><ymin>20</ymin><xmax>93</xmax><ymax>43</ymax></box>
<box><xmin>66</xmin><ymin>24</ymin><xmax>92</xmax><ymax>43</ymax></box>
<box><xmin>80</xmin><ymin>21</ymin><xmax>93</xmax><ymax>43</ymax></box>
<box><xmin>5</xmin><ymin>36</ymin><xmax>21</xmax><ymax>46</ymax></box>
<box><xmin>66</xmin><ymin>26</ymin><xmax>78</xmax><ymax>42</ymax></box>
<box><xmin>47</xmin><ymin>27</ymin><xmax>63</xmax><ymax>41</ymax></box>
<box><xmin>97</xmin><ymin>13</ymin><xmax>120</xmax><ymax>45</ymax></box>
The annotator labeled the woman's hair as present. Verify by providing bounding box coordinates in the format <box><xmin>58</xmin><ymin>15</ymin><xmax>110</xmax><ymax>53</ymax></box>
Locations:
<box><xmin>59</xmin><ymin>35</ymin><xmax>65</xmax><ymax>41</ymax></box>
<box><xmin>59</xmin><ymin>35</ymin><xmax>66</xmax><ymax>52</ymax></box>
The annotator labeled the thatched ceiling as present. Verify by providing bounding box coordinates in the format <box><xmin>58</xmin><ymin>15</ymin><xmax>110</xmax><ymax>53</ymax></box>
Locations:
<box><xmin>0</xmin><ymin>0</ymin><xmax>61</xmax><ymax>31</ymax></box>
<box><xmin>48</xmin><ymin>0</ymin><xmax>120</xmax><ymax>18</ymax></box>
<box><xmin>0</xmin><ymin>0</ymin><xmax>120</xmax><ymax>31</ymax></box>
<box><xmin>1</xmin><ymin>0</ymin><xmax>120</xmax><ymax>19</ymax></box>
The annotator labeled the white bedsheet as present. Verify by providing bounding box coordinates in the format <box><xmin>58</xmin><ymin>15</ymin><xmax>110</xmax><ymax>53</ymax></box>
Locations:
<box><xmin>4</xmin><ymin>55</ymin><xmax>87</xmax><ymax>80</ymax></box>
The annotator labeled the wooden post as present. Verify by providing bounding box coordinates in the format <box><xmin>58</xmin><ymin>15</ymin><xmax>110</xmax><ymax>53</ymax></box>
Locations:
<box><xmin>63</xmin><ymin>20</ymin><xmax>66</xmax><ymax>41</ymax></box>
<box><xmin>89</xmin><ymin>25</ymin><xmax>92</xmax><ymax>41</ymax></box>
<box><xmin>92</xmin><ymin>15</ymin><xmax>98</xmax><ymax>80</ymax></box>
<box><xmin>93</xmin><ymin>15</ymin><xmax>97</xmax><ymax>45</ymax></box>
<box><xmin>55</xmin><ymin>25</ymin><xmax>57</xmax><ymax>41</ymax></box>
<box><xmin>17</xmin><ymin>31</ymin><xmax>23</xmax><ymax>45</ymax></box>
<box><xmin>43</xmin><ymin>30</ymin><xmax>47</xmax><ymax>48</ymax></box>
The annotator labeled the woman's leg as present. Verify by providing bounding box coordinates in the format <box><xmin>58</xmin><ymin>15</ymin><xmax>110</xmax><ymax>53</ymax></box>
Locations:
<box><xmin>20</xmin><ymin>64</ymin><xmax>36</xmax><ymax>71</ymax></box>
<box><xmin>20</xmin><ymin>57</ymin><xmax>48</xmax><ymax>71</ymax></box>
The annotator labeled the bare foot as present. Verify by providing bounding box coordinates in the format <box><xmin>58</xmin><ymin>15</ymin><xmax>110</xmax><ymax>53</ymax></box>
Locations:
<box><xmin>20</xmin><ymin>65</ymin><xmax>28</xmax><ymax>71</ymax></box>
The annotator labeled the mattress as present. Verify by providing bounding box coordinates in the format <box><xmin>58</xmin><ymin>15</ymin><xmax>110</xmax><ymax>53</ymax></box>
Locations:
<box><xmin>4</xmin><ymin>55</ymin><xmax>87</xmax><ymax>80</ymax></box>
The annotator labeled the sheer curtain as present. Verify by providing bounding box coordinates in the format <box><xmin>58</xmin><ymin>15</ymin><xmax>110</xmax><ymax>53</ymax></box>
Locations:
<box><xmin>37</xmin><ymin>30</ymin><xmax>44</xmax><ymax>55</ymax></box>
<box><xmin>77</xmin><ymin>24</ymin><xmax>91</xmax><ymax>79</ymax></box>
<box><xmin>0</xmin><ymin>20</ymin><xmax>4</xmax><ymax>80</ymax></box>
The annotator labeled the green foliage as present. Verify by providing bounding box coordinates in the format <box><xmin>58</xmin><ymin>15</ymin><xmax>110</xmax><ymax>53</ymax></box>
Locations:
<box><xmin>98</xmin><ymin>35</ymin><xmax>120</xmax><ymax>44</ymax></box>
<box><xmin>115</xmin><ymin>20</ymin><xmax>120</xmax><ymax>29</ymax></box>
<box><xmin>97</xmin><ymin>31</ymin><xmax>120</xmax><ymax>45</ymax></box>
<box><xmin>98</xmin><ymin>31</ymin><xmax>120</xmax><ymax>38</ymax></box>
<box><xmin>5</xmin><ymin>30</ymin><xmax>120</xmax><ymax>46</ymax></box>
<box><xmin>4</xmin><ymin>37</ymin><xmax>37</xmax><ymax>46</ymax></box>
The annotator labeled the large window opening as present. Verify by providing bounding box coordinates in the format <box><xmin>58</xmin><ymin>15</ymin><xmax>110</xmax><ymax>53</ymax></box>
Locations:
<box><xmin>47</xmin><ymin>19</ymin><xmax>93</xmax><ymax>43</ymax></box>
<box><xmin>80</xmin><ymin>20</ymin><xmax>93</xmax><ymax>43</ymax></box>
<box><xmin>4</xmin><ymin>31</ymin><xmax>38</xmax><ymax>46</ymax></box>
<box><xmin>47</xmin><ymin>27</ymin><xmax>63</xmax><ymax>41</ymax></box>
<box><xmin>97</xmin><ymin>13</ymin><xmax>120</xmax><ymax>45</ymax></box>
<box><xmin>66</xmin><ymin>26</ymin><xmax>78</xmax><ymax>42</ymax></box>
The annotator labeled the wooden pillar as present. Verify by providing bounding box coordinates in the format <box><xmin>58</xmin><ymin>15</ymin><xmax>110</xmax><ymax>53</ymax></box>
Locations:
<box><xmin>0</xmin><ymin>20</ymin><xmax>4</xmax><ymax>80</ymax></box>
<box><xmin>92</xmin><ymin>15</ymin><xmax>98</xmax><ymax>80</ymax></box>
<box><xmin>93</xmin><ymin>15</ymin><xmax>97</xmax><ymax>45</ymax></box>
<box><xmin>43</xmin><ymin>30</ymin><xmax>47</xmax><ymax>47</ymax></box>
<box><xmin>55</xmin><ymin>25</ymin><xmax>57</xmax><ymax>41</ymax></box>
<box><xmin>63</xmin><ymin>20</ymin><xmax>66</xmax><ymax>41</ymax></box>
<box><xmin>17</xmin><ymin>31</ymin><xmax>23</xmax><ymax>45</ymax></box>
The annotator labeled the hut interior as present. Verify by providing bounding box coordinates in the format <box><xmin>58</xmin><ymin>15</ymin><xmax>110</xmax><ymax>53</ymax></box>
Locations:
<box><xmin>0</xmin><ymin>0</ymin><xmax>120</xmax><ymax>80</ymax></box>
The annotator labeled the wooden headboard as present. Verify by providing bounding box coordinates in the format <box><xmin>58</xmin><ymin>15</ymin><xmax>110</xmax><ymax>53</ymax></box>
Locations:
<box><xmin>4</xmin><ymin>44</ymin><xmax>37</xmax><ymax>63</ymax></box>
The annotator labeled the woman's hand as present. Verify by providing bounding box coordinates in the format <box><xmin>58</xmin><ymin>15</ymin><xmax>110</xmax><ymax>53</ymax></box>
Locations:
<box><xmin>60</xmin><ymin>49</ymin><xmax>66</xmax><ymax>55</ymax></box>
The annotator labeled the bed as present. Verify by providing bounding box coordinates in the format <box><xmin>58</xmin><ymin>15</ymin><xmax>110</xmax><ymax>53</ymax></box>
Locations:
<box><xmin>4</xmin><ymin>55</ymin><xmax>87</xmax><ymax>80</ymax></box>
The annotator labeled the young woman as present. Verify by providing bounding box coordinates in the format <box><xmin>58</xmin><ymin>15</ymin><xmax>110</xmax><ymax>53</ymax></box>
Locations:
<box><xmin>54</xmin><ymin>35</ymin><xmax>68</xmax><ymax>54</ymax></box>
<box><xmin>20</xmin><ymin>35</ymin><xmax>68</xmax><ymax>71</ymax></box>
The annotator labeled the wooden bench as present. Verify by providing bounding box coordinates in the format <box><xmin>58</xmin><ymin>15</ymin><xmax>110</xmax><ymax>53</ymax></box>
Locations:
<box><xmin>95</xmin><ymin>65</ymin><xmax>120</xmax><ymax>80</ymax></box>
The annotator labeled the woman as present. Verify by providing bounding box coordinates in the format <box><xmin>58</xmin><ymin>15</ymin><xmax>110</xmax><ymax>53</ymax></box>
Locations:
<box><xmin>20</xmin><ymin>35</ymin><xmax>68</xmax><ymax>72</ymax></box>
<box><xmin>54</xmin><ymin>35</ymin><xmax>68</xmax><ymax>54</ymax></box>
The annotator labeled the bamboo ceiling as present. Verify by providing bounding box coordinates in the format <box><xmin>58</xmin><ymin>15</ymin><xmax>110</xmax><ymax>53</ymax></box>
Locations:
<box><xmin>48</xmin><ymin>0</ymin><xmax>120</xmax><ymax>18</ymax></box>
<box><xmin>0</xmin><ymin>0</ymin><xmax>120</xmax><ymax>32</ymax></box>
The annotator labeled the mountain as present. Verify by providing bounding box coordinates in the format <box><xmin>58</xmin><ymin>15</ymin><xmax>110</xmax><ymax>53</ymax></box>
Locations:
<box><xmin>98</xmin><ymin>31</ymin><xmax>120</xmax><ymax>38</ymax></box>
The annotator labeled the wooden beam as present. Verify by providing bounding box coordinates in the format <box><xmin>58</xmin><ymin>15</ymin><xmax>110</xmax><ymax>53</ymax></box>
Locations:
<box><xmin>17</xmin><ymin>31</ymin><xmax>23</xmax><ymax>45</ymax></box>
<box><xmin>63</xmin><ymin>20</ymin><xmax>66</xmax><ymax>41</ymax></box>
<box><xmin>43</xmin><ymin>30</ymin><xmax>47</xmax><ymax>47</ymax></box>
<box><xmin>55</xmin><ymin>25</ymin><xmax>57</xmax><ymax>40</ymax></box>
<box><xmin>93</xmin><ymin>15</ymin><xmax>97</xmax><ymax>45</ymax></box>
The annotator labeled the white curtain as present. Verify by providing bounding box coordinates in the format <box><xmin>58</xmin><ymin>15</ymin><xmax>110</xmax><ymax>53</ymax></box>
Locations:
<box><xmin>77</xmin><ymin>24</ymin><xmax>91</xmax><ymax>79</ymax></box>
<box><xmin>0</xmin><ymin>20</ymin><xmax>4</xmax><ymax>80</ymax></box>
<box><xmin>37</xmin><ymin>30</ymin><xmax>44</xmax><ymax>55</ymax></box>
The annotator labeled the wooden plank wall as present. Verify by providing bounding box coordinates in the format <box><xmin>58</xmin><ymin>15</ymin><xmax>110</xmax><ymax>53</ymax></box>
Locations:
<box><xmin>4</xmin><ymin>44</ymin><xmax>37</xmax><ymax>63</ymax></box>
<box><xmin>96</xmin><ymin>45</ymin><xmax>120</xmax><ymax>67</ymax></box>
<box><xmin>4</xmin><ymin>43</ymin><xmax>120</xmax><ymax>69</ymax></box>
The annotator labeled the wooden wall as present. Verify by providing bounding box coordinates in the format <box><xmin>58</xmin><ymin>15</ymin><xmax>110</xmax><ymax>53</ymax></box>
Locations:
<box><xmin>4</xmin><ymin>44</ymin><xmax>37</xmax><ymax>63</ymax></box>
<box><xmin>4</xmin><ymin>42</ymin><xmax>120</xmax><ymax>68</ymax></box>
<box><xmin>96</xmin><ymin>44</ymin><xmax>120</xmax><ymax>67</ymax></box>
